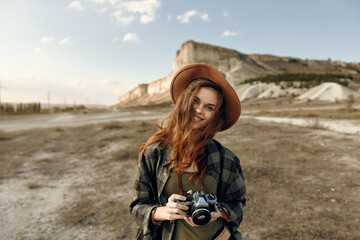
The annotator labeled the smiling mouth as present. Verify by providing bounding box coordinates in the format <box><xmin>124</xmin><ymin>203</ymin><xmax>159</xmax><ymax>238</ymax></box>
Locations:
<box><xmin>194</xmin><ymin>116</ymin><xmax>203</xmax><ymax>121</ymax></box>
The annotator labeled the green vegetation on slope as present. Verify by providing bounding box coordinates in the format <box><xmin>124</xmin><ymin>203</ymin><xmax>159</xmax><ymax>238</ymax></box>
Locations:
<box><xmin>242</xmin><ymin>73</ymin><xmax>353</xmax><ymax>88</ymax></box>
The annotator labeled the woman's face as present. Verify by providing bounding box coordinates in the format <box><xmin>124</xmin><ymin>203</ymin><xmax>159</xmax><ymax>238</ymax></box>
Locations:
<box><xmin>192</xmin><ymin>87</ymin><xmax>219</xmax><ymax>129</ymax></box>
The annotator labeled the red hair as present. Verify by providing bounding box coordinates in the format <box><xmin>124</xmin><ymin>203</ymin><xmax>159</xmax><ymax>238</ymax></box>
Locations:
<box><xmin>139</xmin><ymin>79</ymin><xmax>225</xmax><ymax>186</ymax></box>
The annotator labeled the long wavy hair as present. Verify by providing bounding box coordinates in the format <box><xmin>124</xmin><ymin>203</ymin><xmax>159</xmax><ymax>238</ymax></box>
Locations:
<box><xmin>139</xmin><ymin>79</ymin><xmax>225</xmax><ymax>185</ymax></box>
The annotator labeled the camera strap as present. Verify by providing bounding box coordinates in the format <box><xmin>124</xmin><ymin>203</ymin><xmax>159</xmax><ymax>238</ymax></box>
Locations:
<box><xmin>215</xmin><ymin>203</ymin><xmax>231</xmax><ymax>222</ymax></box>
<box><xmin>177</xmin><ymin>170</ymin><xmax>184</xmax><ymax>195</ymax></box>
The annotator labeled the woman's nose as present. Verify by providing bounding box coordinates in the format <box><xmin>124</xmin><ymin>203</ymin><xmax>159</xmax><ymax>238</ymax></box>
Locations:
<box><xmin>194</xmin><ymin>105</ymin><xmax>203</xmax><ymax>113</ymax></box>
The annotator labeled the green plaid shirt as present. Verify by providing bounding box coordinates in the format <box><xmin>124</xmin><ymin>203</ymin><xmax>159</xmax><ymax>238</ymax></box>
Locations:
<box><xmin>130</xmin><ymin>139</ymin><xmax>246</xmax><ymax>240</ymax></box>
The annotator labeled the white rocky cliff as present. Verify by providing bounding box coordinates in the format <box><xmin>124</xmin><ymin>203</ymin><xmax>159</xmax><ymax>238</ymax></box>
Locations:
<box><xmin>116</xmin><ymin>40</ymin><xmax>360</xmax><ymax>107</ymax></box>
<box><xmin>116</xmin><ymin>40</ymin><xmax>270</xmax><ymax>107</ymax></box>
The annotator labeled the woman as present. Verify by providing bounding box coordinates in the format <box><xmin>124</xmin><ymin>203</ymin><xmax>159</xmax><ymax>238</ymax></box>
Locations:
<box><xmin>130</xmin><ymin>63</ymin><xmax>246</xmax><ymax>240</ymax></box>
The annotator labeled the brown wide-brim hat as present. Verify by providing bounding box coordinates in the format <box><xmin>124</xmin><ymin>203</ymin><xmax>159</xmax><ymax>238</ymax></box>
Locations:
<box><xmin>170</xmin><ymin>63</ymin><xmax>241</xmax><ymax>131</ymax></box>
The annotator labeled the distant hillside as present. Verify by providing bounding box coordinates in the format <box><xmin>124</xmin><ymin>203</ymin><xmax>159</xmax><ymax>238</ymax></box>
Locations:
<box><xmin>243</xmin><ymin>73</ymin><xmax>354</xmax><ymax>87</ymax></box>
<box><xmin>116</xmin><ymin>40</ymin><xmax>360</xmax><ymax>107</ymax></box>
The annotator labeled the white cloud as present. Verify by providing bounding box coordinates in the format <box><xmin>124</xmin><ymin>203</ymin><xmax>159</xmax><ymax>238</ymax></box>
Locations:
<box><xmin>121</xmin><ymin>0</ymin><xmax>161</xmax><ymax>24</ymax></box>
<box><xmin>123</xmin><ymin>33</ymin><xmax>139</xmax><ymax>42</ymax></box>
<box><xmin>177</xmin><ymin>10</ymin><xmax>197</xmax><ymax>23</ymax></box>
<box><xmin>59</xmin><ymin>37</ymin><xmax>71</xmax><ymax>45</ymax></box>
<box><xmin>110</xmin><ymin>10</ymin><xmax>135</xmax><ymax>25</ymax></box>
<box><xmin>91</xmin><ymin>0</ymin><xmax>119</xmax><ymax>5</ymax></box>
<box><xmin>200</xmin><ymin>13</ymin><xmax>209</xmax><ymax>21</ymax></box>
<box><xmin>177</xmin><ymin>10</ymin><xmax>210</xmax><ymax>23</ymax></box>
<box><xmin>93</xmin><ymin>0</ymin><xmax>161</xmax><ymax>25</ymax></box>
<box><xmin>40</xmin><ymin>37</ymin><xmax>55</xmax><ymax>44</ymax></box>
<box><xmin>75</xmin><ymin>0</ymin><xmax>160</xmax><ymax>25</ymax></box>
<box><xmin>93</xmin><ymin>0</ymin><xmax>106</xmax><ymax>3</ymax></box>
<box><xmin>108</xmin><ymin>0</ymin><xmax>119</xmax><ymax>5</ymax></box>
<box><xmin>140</xmin><ymin>14</ymin><xmax>154</xmax><ymax>24</ymax></box>
<box><xmin>222</xmin><ymin>30</ymin><xmax>239</xmax><ymax>37</ymax></box>
<box><xmin>68</xmin><ymin>1</ymin><xmax>84</xmax><ymax>11</ymax></box>
<box><xmin>101</xmin><ymin>78</ymin><xmax>119</xmax><ymax>86</ymax></box>
<box><xmin>112</xmin><ymin>37</ymin><xmax>119</xmax><ymax>42</ymax></box>
<box><xmin>222</xmin><ymin>11</ymin><xmax>228</xmax><ymax>17</ymax></box>
<box><xmin>32</xmin><ymin>47</ymin><xmax>42</xmax><ymax>54</ymax></box>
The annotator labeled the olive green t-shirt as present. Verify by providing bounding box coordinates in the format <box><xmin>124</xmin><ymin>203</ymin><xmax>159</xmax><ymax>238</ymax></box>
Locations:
<box><xmin>165</xmin><ymin>171</ymin><xmax>223</xmax><ymax>240</ymax></box>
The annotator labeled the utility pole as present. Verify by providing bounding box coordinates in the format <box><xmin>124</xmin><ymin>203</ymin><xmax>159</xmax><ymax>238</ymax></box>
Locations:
<box><xmin>0</xmin><ymin>79</ymin><xmax>7</xmax><ymax>107</ymax></box>
<box><xmin>47</xmin><ymin>92</ymin><xmax>51</xmax><ymax>111</ymax></box>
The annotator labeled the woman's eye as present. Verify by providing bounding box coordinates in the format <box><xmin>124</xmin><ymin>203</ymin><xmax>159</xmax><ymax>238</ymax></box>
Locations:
<box><xmin>206</xmin><ymin>106</ymin><xmax>215</xmax><ymax>111</ymax></box>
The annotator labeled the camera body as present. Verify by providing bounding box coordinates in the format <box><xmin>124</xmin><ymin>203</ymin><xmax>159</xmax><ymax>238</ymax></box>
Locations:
<box><xmin>177</xmin><ymin>190</ymin><xmax>217</xmax><ymax>225</ymax></box>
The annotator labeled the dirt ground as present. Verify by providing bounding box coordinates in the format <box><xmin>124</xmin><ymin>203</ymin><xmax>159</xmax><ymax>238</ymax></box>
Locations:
<box><xmin>0</xmin><ymin>100</ymin><xmax>359</xmax><ymax>240</ymax></box>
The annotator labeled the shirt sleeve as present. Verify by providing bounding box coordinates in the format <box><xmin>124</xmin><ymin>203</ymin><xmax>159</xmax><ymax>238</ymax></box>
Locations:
<box><xmin>129</xmin><ymin>146</ymin><xmax>160</xmax><ymax>239</ymax></box>
<box><xmin>218</xmin><ymin>150</ymin><xmax>246</xmax><ymax>239</ymax></box>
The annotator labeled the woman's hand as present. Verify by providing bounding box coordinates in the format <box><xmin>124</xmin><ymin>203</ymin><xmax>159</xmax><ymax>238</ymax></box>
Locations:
<box><xmin>210</xmin><ymin>209</ymin><xmax>222</xmax><ymax>222</ymax></box>
<box><xmin>153</xmin><ymin>193</ymin><xmax>190</xmax><ymax>221</ymax></box>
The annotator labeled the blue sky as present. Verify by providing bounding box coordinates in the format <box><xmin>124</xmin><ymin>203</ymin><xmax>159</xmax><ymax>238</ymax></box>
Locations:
<box><xmin>0</xmin><ymin>0</ymin><xmax>359</xmax><ymax>105</ymax></box>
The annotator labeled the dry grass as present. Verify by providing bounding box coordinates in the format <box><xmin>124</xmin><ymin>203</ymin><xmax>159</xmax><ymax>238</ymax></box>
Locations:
<box><xmin>0</xmin><ymin>119</ymin><xmax>156</xmax><ymax>239</ymax></box>
<box><xmin>0</xmin><ymin>131</ymin><xmax>24</xmax><ymax>184</ymax></box>
<box><xmin>217</xmin><ymin>119</ymin><xmax>360</xmax><ymax>239</ymax></box>
<box><xmin>24</xmin><ymin>181</ymin><xmax>43</xmax><ymax>189</ymax></box>
<box><xmin>0</xmin><ymin>106</ymin><xmax>359</xmax><ymax>239</ymax></box>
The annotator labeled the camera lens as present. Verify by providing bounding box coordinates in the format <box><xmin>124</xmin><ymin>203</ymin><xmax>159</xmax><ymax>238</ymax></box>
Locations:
<box><xmin>192</xmin><ymin>209</ymin><xmax>211</xmax><ymax>225</ymax></box>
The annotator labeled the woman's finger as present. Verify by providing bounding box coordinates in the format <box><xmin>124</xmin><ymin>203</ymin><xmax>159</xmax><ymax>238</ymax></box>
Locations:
<box><xmin>209</xmin><ymin>209</ymin><xmax>222</xmax><ymax>223</ymax></box>
<box><xmin>166</xmin><ymin>201</ymin><xmax>189</xmax><ymax>211</ymax></box>
<box><xmin>162</xmin><ymin>207</ymin><xmax>188</xmax><ymax>222</ymax></box>
<box><xmin>168</xmin><ymin>193</ymin><xmax>186</xmax><ymax>202</ymax></box>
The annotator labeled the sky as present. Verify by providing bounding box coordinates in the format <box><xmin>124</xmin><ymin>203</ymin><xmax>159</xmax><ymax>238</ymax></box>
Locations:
<box><xmin>0</xmin><ymin>0</ymin><xmax>359</xmax><ymax>106</ymax></box>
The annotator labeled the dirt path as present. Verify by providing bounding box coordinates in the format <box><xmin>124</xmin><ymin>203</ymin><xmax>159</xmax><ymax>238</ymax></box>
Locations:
<box><xmin>2</xmin><ymin>107</ymin><xmax>359</xmax><ymax>135</ymax></box>
<box><xmin>0</xmin><ymin>111</ymin><xmax>163</xmax><ymax>132</ymax></box>
<box><xmin>0</xmin><ymin>104</ymin><xmax>359</xmax><ymax>239</ymax></box>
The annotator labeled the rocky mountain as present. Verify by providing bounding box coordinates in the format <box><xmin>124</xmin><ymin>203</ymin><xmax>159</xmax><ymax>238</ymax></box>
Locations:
<box><xmin>116</xmin><ymin>40</ymin><xmax>360</xmax><ymax>107</ymax></box>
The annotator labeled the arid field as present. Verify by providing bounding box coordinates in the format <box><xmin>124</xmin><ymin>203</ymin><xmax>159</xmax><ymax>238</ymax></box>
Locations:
<box><xmin>0</xmin><ymin>99</ymin><xmax>359</xmax><ymax>240</ymax></box>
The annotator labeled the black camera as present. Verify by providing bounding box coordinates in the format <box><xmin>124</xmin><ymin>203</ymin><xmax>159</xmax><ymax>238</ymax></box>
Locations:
<box><xmin>177</xmin><ymin>191</ymin><xmax>218</xmax><ymax>225</ymax></box>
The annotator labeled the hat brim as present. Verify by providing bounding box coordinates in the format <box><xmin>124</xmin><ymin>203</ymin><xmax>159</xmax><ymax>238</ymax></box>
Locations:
<box><xmin>170</xmin><ymin>63</ymin><xmax>241</xmax><ymax>131</ymax></box>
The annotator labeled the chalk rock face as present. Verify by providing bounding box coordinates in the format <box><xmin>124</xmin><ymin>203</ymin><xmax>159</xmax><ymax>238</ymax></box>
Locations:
<box><xmin>116</xmin><ymin>40</ymin><xmax>360</xmax><ymax>107</ymax></box>
<box><xmin>173</xmin><ymin>40</ymin><xmax>271</xmax><ymax>85</ymax></box>
<box><xmin>117</xmin><ymin>40</ymin><xmax>269</xmax><ymax>106</ymax></box>
<box><xmin>117</xmin><ymin>75</ymin><xmax>173</xmax><ymax>107</ymax></box>
<box><xmin>117</xmin><ymin>84</ymin><xmax>149</xmax><ymax>106</ymax></box>
<box><xmin>147</xmin><ymin>74</ymin><xmax>173</xmax><ymax>96</ymax></box>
